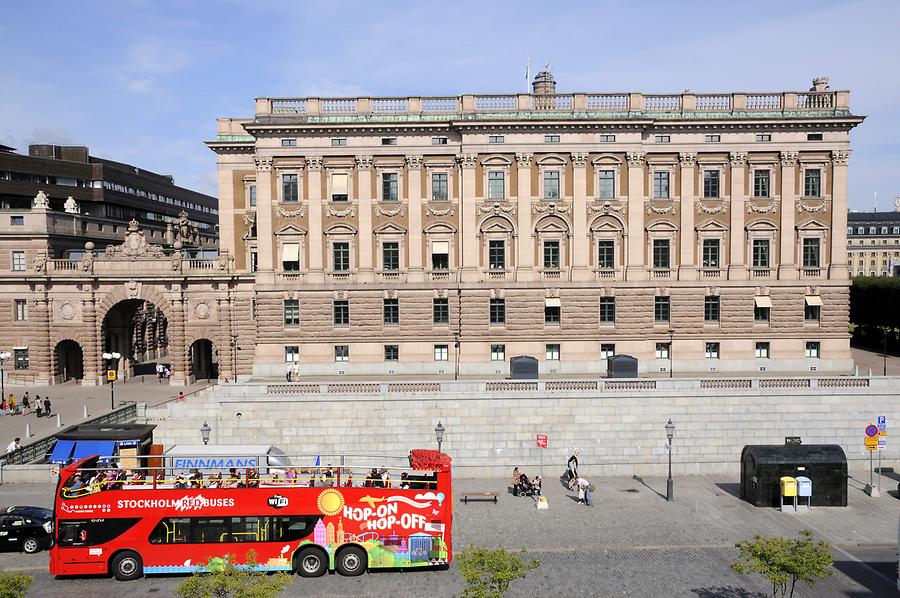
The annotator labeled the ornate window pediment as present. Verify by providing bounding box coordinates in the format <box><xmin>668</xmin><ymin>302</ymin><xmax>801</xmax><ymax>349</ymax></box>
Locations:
<box><xmin>374</xmin><ymin>222</ymin><xmax>407</xmax><ymax>235</ymax></box>
<box><xmin>480</xmin><ymin>216</ymin><xmax>515</xmax><ymax>234</ymax></box>
<box><xmin>324</xmin><ymin>222</ymin><xmax>357</xmax><ymax>236</ymax></box>
<box><xmin>536</xmin><ymin>154</ymin><xmax>567</xmax><ymax>166</ymax></box>
<box><xmin>696</xmin><ymin>220</ymin><xmax>728</xmax><ymax>233</ymax></box>
<box><xmin>480</xmin><ymin>154</ymin><xmax>513</xmax><ymax>167</ymax></box>
<box><xmin>424</xmin><ymin>222</ymin><xmax>457</xmax><ymax>235</ymax></box>
<box><xmin>534</xmin><ymin>215</ymin><xmax>569</xmax><ymax>235</ymax></box>
<box><xmin>274</xmin><ymin>223</ymin><xmax>307</xmax><ymax>236</ymax></box>
<box><xmin>590</xmin><ymin>214</ymin><xmax>625</xmax><ymax>233</ymax></box>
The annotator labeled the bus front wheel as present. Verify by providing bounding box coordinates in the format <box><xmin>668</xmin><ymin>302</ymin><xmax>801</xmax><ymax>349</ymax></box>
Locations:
<box><xmin>111</xmin><ymin>550</ymin><xmax>143</xmax><ymax>581</ymax></box>
<box><xmin>335</xmin><ymin>546</ymin><xmax>367</xmax><ymax>577</ymax></box>
<box><xmin>295</xmin><ymin>547</ymin><xmax>327</xmax><ymax>578</ymax></box>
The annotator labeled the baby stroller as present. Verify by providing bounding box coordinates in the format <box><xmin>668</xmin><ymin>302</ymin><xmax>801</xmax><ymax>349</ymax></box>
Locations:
<box><xmin>516</xmin><ymin>474</ymin><xmax>542</xmax><ymax>498</ymax></box>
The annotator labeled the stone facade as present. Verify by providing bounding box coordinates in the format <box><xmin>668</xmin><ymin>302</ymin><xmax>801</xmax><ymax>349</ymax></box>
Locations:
<box><xmin>207</xmin><ymin>74</ymin><xmax>864</xmax><ymax>377</ymax></box>
<box><xmin>847</xmin><ymin>206</ymin><xmax>900</xmax><ymax>277</ymax></box>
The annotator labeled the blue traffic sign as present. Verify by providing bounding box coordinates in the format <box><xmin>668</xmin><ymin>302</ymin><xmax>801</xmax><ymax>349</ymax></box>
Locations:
<box><xmin>865</xmin><ymin>424</ymin><xmax>878</xmax><ymax>438</ymax></box>
<box><xmin>878</xmin><ymin>416</ymin><xmax>886</xmax><ymax>426</ymax></box>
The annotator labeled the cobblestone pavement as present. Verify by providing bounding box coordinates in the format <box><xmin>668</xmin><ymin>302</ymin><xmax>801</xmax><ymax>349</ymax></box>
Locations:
<box><xmin>0</xmin><ymin>473</ymin><xmax>898</xmax><ymax>597</ymax></box>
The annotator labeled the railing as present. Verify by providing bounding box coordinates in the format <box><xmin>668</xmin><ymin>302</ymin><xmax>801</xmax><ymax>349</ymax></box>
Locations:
<box><xmin>49</xmin><ymin>259</ymin><xmax>78</xmax><ymax>271</ymax></box>
<box><xmin>271</xmin><ymin>99</ymin><xmax>307</xmax><ymax>114</ymax></box>
<box><xmin>485</xmin><ymin>382</ymin><xmax>538</xmax><ymax>391</ymax></box>
<box><xmin>532</xmin><ymin>94</ymin><xmax>574</xmax><ymax>111</ymax></box>
<box><xmin>188</xmin><ymin>259</ymin><xmax>215</xmax><ymax>270</ymax></box>
<box><xmin>746</xmin><ymin>94</ymin><xmax>782</xmax><ymax>110</ymax></box>
<box><xmin>487</xmin><ymin>270</ymin><xmax>508</xmax><ymax>281</ymax></box>
<box><xmin>371</xmin><ymin>98</ymin><xmax>408</xmax><ymax>113</ymax></box>
<box><xmin>596</xmin><ymin>269</ymin><xmax>617</xmax><ymax>279</ymax></box>
<box><xmin>474</xmin><ymin>95</ymin><xmax>517</xmax><ymax>112</ymax></box>
<box><xmin>700</xmin><ymin>268</ymin><xmax>722</xmax><ymax>279</ymax></box>
<box><xmin>801</xmin><ymin>268</ymin><xmax>823</xmax><ymax>277</ymax></box>
<box><xmin>421</xmin><ymin>97</ymin><xmax>460</xmax><ymax>113</ymax></box>
<box><xmin>540</xmin><ymin>269</ymin><xmax>561</xmax><ymax>280</ymax></box>
<box><xmin>759</xmin><ymin>378</ymin><xmax>811</xmax><ymax>389</ymax></box>
<box><xmin>430</xmin><ymin>270</ymin><xmax>452</xmax><ymax>282</ymax></box>
<box><xmin>700</xmin><ymin>379</ymin><xmax>752</xmax><ymax>390</ymax></box>
<box><xmin>586</xmin><ymin>94</ymin><xmax>629</xmax><ymax>111</ymax></box>
<box><xmin>650</xmin><ymin>269</ymin><xmax>672</xmax><ymax>279</ymax></box>
<box><xmin>797</xmin><ymin>93</ymin><xmax>834</xmax><ymax>109</ymax></box>
<box><xmin>694</xmin><ymin>94</ymin><xmax>732</xmax><ymax>111</ymax></box>
<box><xmin>645</xmin><ymin>95</ymin><xmax>682</xmax><ymax>112</ymax></box>
<box><xmin>320</xmin><ymin>98</ymin><xmax>358</xmax><ymax>113</ymax></box>
<box><xmin>750</xmin><ymin>268</ymin><xmax>772</xmax><ymax>278</ymax></box>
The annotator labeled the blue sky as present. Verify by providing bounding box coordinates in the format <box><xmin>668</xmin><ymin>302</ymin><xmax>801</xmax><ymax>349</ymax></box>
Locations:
<box><xmin>1</xmin><ymin>1</ymin><xmax>896</xmax><ymax>209</ymax></box>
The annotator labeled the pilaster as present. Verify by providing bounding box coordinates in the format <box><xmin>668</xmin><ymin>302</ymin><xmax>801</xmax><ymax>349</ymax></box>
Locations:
<box><xmin>778</xmin><ymin>152</ymin><xmax>798</xmax><ymax>279</ymax></box>
<box><xmin>406</xmin><ymin>156</ymin><xmax>424</xmax><ymax>278</ymax></box>
<box><xmin>515</xmin><ymin>153</ymin><xmax>533</xmax><ymax>271</ymax></box>
<box><xmin>728</xmin><ymin>152</ymin><xmax>747</xmax><ymax>280</ymax></box>
<box><xmin>830</xmin><ymin>150</ymin><xmax>851</xmax><ymax>279</ymax></box>
<box><xmin>82</xmin><ymin>294</ymin><xmax>99</xmax><ymax>386</ymax></box>
<box><xmin>356</xmin><ymin>156</ymin><xmax>374</xmax><ymax>278</ymax></box>
<box><xmin>626</xmin><ymin>152</ymin><xmax>647</xmax><ymax>280</ymax></box>
<box><xmin>458</xmin><ymin>154</ymin><xmax>478</xmax><ymax>280</ymax></box>
<box><xmin>678</xmin><ymin>153</ymin><xmax>697</xmax><ymax>280</ymax></box>
<box><xmin>571</xmin><ymin>152</ymin><xmax>589</xmax><ymax>280</ymax></box>
<box><xmin>305</xmin><ymin>157</ymin><xmax>325</xmax><ymax>279</ymax></box>
<box><xmin>254</xmin><ymin>157</ymin><xmax>275</xmax><ymax>284</ymax></box>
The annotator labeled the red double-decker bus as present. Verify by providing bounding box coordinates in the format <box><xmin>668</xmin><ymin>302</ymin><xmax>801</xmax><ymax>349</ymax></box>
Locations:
<box><xmin>50</xmin><ymin>449</ymin><xmax>452</xmax><ymax>581</ymax></box>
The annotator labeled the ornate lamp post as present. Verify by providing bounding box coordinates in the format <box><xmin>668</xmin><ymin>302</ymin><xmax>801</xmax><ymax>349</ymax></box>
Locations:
<box><xmin>0</xmin><ymin>351</ymin><xmax>10</xmax><ymax>406</ymax></box>
<box><xmin>200</xmin><ymin>421</ymin><xmax>211</xmax><ymax>445</ymax></box>
<box><xmin>665</xmin><ymin>419</ymin><xmax>676</xmax><ymax>501</ymax></box>
<box><xmin>102</xmin><ymin>351</ymin><xmax>122</xmax><ymax>410</ymax></box>
<box><xmin>435</xmin><ymin>421</ymin><xmax>445</xmax><ymax>453</ymax></box>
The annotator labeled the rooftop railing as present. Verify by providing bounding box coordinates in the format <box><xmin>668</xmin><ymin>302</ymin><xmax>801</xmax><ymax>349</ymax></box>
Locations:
<box><xmin>258</xmin><ymin>90</ymin><xmax>850</xmax><ymax>119</ymax></box>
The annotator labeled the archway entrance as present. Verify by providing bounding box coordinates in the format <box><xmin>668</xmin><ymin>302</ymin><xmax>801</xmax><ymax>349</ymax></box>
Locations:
<box><xmin>189</xmin><ymin>339</ymin><xmax>217</xmax><ymax>381</ymax></box>
<box><xmin>101</xmin><ymin>299</ymin><xmax>169</xmax><ymax>377</ymax></box>
<box><xmin>54</xmin><ymin>340</ymin><xmax>84</xmax><ymax>382</ymax></box>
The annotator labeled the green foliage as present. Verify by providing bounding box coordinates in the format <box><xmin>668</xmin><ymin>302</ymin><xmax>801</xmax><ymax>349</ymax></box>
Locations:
<box><xmin>731</xmin><ymin>529</ymin><xmax>833</xmax><ymax>598</ymax></box>
<box><xmin>0</xmin><ymin>571</ymin><xmax>32</xmax><ymax>598</ymax></box>
<box><xmin>175</xmin><ymin>549</ymin><xmax>292</xmax><ymax>598</ymax></box>
<box><xmin>457</xmin><ymin>546</ymin><xmax>539</xmax><ymax>598</ymax></box>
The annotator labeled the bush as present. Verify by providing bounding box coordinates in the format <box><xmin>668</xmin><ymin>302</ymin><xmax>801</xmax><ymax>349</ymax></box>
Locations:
<box><xmin>457</xmin><ymin>546</ymin><xmax>539</xmax><ymax>598</ymax></box>
<box><xmin>175</xmin><ymin>550</ymin><xmax>292</xmax><ymax>598</ymax></box>
<box><xmin>0</xmin><ymin>571</ymin><xmax>32</xmax><ymax>598</ymax></box>
<box><xmin>731</xmin><ymin>529</ymin><xmax>832</xmax><ymax>598</ymax></box>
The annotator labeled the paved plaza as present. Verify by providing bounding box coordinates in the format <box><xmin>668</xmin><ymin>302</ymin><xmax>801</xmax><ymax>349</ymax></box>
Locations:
<box><xmin>0</xmin><ymin>472</ymin><xmax>897</xmax><ymax>597</ymax></box>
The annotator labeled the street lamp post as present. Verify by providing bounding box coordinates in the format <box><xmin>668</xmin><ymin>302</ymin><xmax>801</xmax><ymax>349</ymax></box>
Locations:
<box><xmin>200</xmin><ymin>421</ymin><xmax>211</xmax><ymax>445</ymax></box>
<box><xmin>102</xmin><ymin>351</ymin><xmax>122</xmax><ymax>410</ymax></box>
<box><xmin>665</xmin><ymin>419</ymin><xmax>676</xmax><ymax>502</ymax></box>
<box><xmin>435</xmin><ymin>421</ymin><xmax>445</xmax><ymax>453</ymax></box>
<box><xmin>0</xmin><ymin>352</ymin><xmax>10</xmax><ymax>406</ymax></box>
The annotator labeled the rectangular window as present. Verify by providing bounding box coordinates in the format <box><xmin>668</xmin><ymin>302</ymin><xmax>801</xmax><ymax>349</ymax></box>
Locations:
<box><xmin>488</xmin><ymin>171</ymin><xmax>505</xmax><ymax>199</ymax></box>
<box><xmin>600</xmin><ymin>343</ymin><xmax>615</xmax><ymax>359</ymax></box>
<box><xmin>598</xmin><ymin>134</ymin><xmax>616</xmax><ymax>143</ymax></box>
<box><xmin>384</xmin><ymin>345</ymin><xmax>399</xmax><ymax>361</ymax></box>
<box><xmin>434</xmin><ymin>345</ymin><xmax>448</xmax><ymax>361</ymax></box>
<box><xmin>544</xmin><ymin>135</ymin><xmax>560</xmax><ymax>143</ymax></box>
<box><xmin>599</xmin><ymin>297</ymin><xmax>616</xmax><ymax>324</ymax></box>
<box><xmin>488</xmin><ymin>240</ymin><xmax>505</xmax><ymax>270</ymax></box>
<box><xmin>752</xmin><ymin>239</ymin><xmax>770</xmax><ymax>268</ymax></box>
<box><xmin>331</xmin><ymin>173</ymin><xmax>348</xmax><ymax>201</ymax></box>
<box><xmin>802</xmin><ymin>238</ymin><xmax>820</xmax><ymax>268</ymax></box>
<box><xmin>431</xmin><ymin>241</ymin><xmax>449</xmax><ymax>270</ymax></box>
<box><xmin>490</xmin><ymin>298</ymin><xmax>506</xmax><ymax>324</ymax></box>
<box><xmin>655</xmin><ymin>342</ymin><xmax>670</xmax><ymax>359</ymax></box>
<box><xmin>597</xmin><ymin>240</ymin><xmax>615</xmax><ymax>269</ymax></box>
<box><xmin>755</xmin><ymin>342</ymin><xmax>770</xmax><ymax>359</ymax></box>
<box><xmin>282</xmin><ymin>174</ymin><xmax>298</xmax><ymax>202</ymax></box>
<box><xmin>754</xmin><ymin>306</ymin><xmax>770</xmax><ymax>322</ymax></box>
<box><xmin>381</xmin><ymin>173</ymin><xmax>398</xmax><ymax>201</ymax></box>
<box><xmin>250</xmin><ymin>251</ymin><xmax>258</xmax><ymax>273</ymax></box>
<box><xmin>281</xmin><ymin>243</ymin><xmax>300</xmax><ymax>271</ymax></box>
<box><xmin>654</xmin><ymin>296</ymin><xmax>670</xmax><ymax>323</ymax></box>
<box><xmin>804</xmin><ymin>169</ymin><xmax>821</xmax><ymax>198</ymax></box>
<box><xmin>703</xmin><ymin>170</ymin><xmax>720</xmax><ymax>198</ymax></box>
<box><xmin>283</xmin><ymin>300</ymin><xmax>299</xmax><ymax>326</ymax></box>
<box><xmin>381</xmin><ymin>137</ymin><xmax>397</xmax><ymax>145</ymax></box>
<box><xmin>335</xmin><ymin>345</ymin><xmax>349</xmax><ymax>362</ymax></box>
<box><xmin>13</xmin><ymin>299</ymin><xmax>26</xmax><ymax>321</ymax></box>
<box><xmin>284</xmin><ymin>346</ymin><xmax>299</xmax><ymax>363</ymax></box>
<box><xmin>249</xmin><ymin>185</ymin><xmax>256</xmax><ymax>207</ymax></box>
<box><xmin>9</xmin><ymin>216</ymin><xmax>23</xmax><ymax>225</ymax></box>
<box><xmin>382</xmin><ymin>242</ymin><xmax>400</xmax><ymax>271</ymax></box>
<box><xmin>333</xmin><ymin>300</ymin><xmax>349</xmax><ymax>326</ymax></box>
<box><xmin>545</xmin><ymin>298</ymin><xmax>561</xmax><ymax>324</ymax></box>
<box><xmin>488</xmin><ymin>135</ymin><xmax>505</xmax><ymax>144</ymax></box>
<box><xmin>543</xmin><ymin>171</ymin><xmax>560</xmax><ymax>199</ymax></box>
<box><xmin>807</xmin><ymin>133</ymin><xmax>823</xmax><ymax>141</ymax></box>
<box><xmin>755</xmin><ymin>133</ymin><xmax>772</xmax><ymax>142</ymax></box>
<box><xmin>491</xmin><ymin>344</ymin><xmax>505</xmax><ymax>361</ymax></box>
<box><xmin>331</xmin><ymin>138</ymin><xmax>347</xmax><ymax>147</ymax></box>
<box><xmin>13</xmin><ymin>349</ymin><xmax>28</xmax><ymax>370</ymax></box>
<box><xmin>704</xmin><ymin>296</ymin><xmax>720</xmax><ymax>323</ymax></box>
<box><xmin>805</xmin><ymin>341</ymin><xmax>820</xmax><ymax>358</ymax></box>
<box><xmin>383</xmin><ymin>298</ymin><xmax>399</xmax><ymax>325</ymax></box>
<box><xmin>281</xmin><ymin>138</ymin><xmax>297</xmax><ymax>147</ymax></box>
<box><xmin>332</xmin><ymin>242</ymin><xmax>350</xmax><ymax>271</ymax></box>
<box><xmin>431</xmin><ymin>173</ymin><xmax>448</xmax><ymax>201</ymax></box>
<box><xmin>652</xmin><ymin>239</ymin><xmax>670</xmax><ymax>269</ymax></box>
<box><xmin>431</xmin><ymin>137</ymin><xmax>448</xmax><ymax>145</ymax></box>
<box><xmin>598</xmin><ymin>170</ymin><xmax>615</xmax><ymax>199</ymax></box>
<box><xmin>546</xmin><ymin>344</ymin><xmax>560</xmax><ymax>360</ymax></box>
<box><xmin>432</xmin><ymin>298</ymin><xmax>449</xmax><ymax>324</ymax></box>
<box><xmin>655</xmin><ymin>135</ymin><xmax>670</xmax><ymax>143</ymax></box>
<box><xmin>653</xmin><ymin>171</ymin><xmax>670</xmax><ymax>198</ymax></box>
<box><xmin>543</xmin><ymin>241</ymin><xmax>560</xmax><ymax>269</ymax></box>
<box><xmin>702</xmin><ymin>239</ymin><xmax>720</xmax><ymax>269</ymax></box>
<box><xmin>753</xmin><ymin>170</ymin><xmax>770</xmax><ymax>198</ymax></box>
<box><xmin>705</xmin><ymin>342</ymin><xmax>720</xmax><ymax>359</ymax></box>
<box><xmin>11</xmin><ymin>251</ymin><xmax>25</xmax><ymax>272</ymax></box>
<box><xmin>804</xmin><ymin>303</ymin><xmax>821</xmax><ymax>322</ymax></box>
<box><xmin>704</xmin><ymin>134</ymin><xmax>721</xmax><ymax>143</ymax></box>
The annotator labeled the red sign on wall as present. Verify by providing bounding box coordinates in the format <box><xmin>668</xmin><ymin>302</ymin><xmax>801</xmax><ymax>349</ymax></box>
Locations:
<box><xmin>536</xmin><ymin>434</ymin><xmax>548</xmax><ymax>449</ymax></box>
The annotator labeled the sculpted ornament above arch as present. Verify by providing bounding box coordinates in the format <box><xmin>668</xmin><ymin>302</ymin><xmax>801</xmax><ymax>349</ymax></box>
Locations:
<box><xmin>105</xmin><ymin>219</ymin><xmax>165</xmax><ymax>259</ymax></box>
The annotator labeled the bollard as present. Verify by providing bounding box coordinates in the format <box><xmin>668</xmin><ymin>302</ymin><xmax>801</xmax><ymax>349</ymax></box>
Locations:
<box><xmin>56</xmin><ymin>413</ymin><xmax>62</xmax><ymax>428</ymax></box>
<box><xmin>25</xmin><ymin>423</ymin><xmax>31</xmax><ymax>438</ymax></box>
<box><xmin>83</xmin><ymin>405</ymin><xmax>89</xmax><ymax>418</ymax></box>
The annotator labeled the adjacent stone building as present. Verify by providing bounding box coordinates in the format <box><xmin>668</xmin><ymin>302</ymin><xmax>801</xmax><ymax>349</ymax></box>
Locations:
<box><xmin>847</xmin><ymin>204</ymin><xmax>900</xmax><ymax>277</ymax></box>
<box><xmin>207</xmin><ymin>73</ymin><xmax>864</xmax><ymax>377</ymax></box>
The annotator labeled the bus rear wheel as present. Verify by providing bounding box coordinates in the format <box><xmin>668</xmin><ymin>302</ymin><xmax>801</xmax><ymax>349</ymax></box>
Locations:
<box><xmin>295</xmin><ymin>547</ymin><xmax>327</xmax><ymax>578</ymax></box>
<box><xmin>111</xmin><ymin>550</ymin><xmax>143</xmax><ymax>581</ymax></box>
<box><xmin>335</xmin><ymin>546</ymin><xmax>367</xmax><ymax>577</ymax></box>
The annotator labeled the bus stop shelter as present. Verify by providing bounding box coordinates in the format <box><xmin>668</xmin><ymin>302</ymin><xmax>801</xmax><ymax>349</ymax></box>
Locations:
<box><xmin>49</xmin><ymin>423</ymin><xmax>157</xmax><ymax>466</ymax></box>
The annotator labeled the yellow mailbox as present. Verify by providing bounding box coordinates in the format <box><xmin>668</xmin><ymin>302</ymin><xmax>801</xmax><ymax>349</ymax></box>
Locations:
<box><xmin>780</xmin><ymin>476</ymin><xmax>798</xmax><ymax>497</ymax></box>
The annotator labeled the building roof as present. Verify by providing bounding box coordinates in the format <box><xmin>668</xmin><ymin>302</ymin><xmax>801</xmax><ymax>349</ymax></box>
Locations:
<box><xmin>55</xmin><ymin>424</ymin><xmax>156</xmax><ymax>441</ymax></box>
<box><xmin>848</xmin><ymin>211</ymin><xmax>900</xmax><ymax>223</ymax></box>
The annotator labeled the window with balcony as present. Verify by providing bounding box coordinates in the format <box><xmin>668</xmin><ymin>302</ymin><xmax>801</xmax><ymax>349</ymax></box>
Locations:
<box><xmin>805</xmin><ymin>341</ymin><xmax>820</xmax><ymax>358</ymax></box>
<box><xmin>383</xmin><ymin>299</ymin><xmax>399</xmax><ymax>325</ymax></box>
<box><xmin>335</xmin><ymin>345</ymin><xmax>349</xmax><ymax>362</ymax></box>
<box><xmin>652</xmin><ymin>239</ymin><xmax>670</xmax><ymax>269</ymax></box>
<box><xmin>752</xmin><ymin>239</ymin><xmax>770</xmax><ymax>268</ymax></box>
<box><xmin>755</xmin><ymin>342</ymin><xmax>770</xmax><ymax>358</ymax></box>
<box><xmin>598</xmin><ymin>170</ymin><xmax>615</xmax><ymax>199</ymax></box>
<box><xmin>802</xmin><ymin>238</ymin><xmax>820</xmax><ymax>268</ymax></box>
<box><xmin>597</xmin><ymin>240</ymin><xmax>615</xmax><ymax>269</ymax></box>
<box><xmin>488</xmin><ymin>171</ymin><xmax>505</xmax><ymax>199</ymax></box>
<box><xmin>599</xmin><ymin>297</ymin><xmax>615</xmax><ymax>324</ymax></box>
<box><xmin>543</xmin><ymin>241</ymin><xmax>560</xmax><ymax>269</ymax></box>
<box><xmin>283</xmin><ymin>300</ymin><xmax>299</xmax><ymax>326</ymax></box>
<box><xmin>704</xmin><ymin>296</ymin><xmax>720</xmax><ymax>323</ymax></box>
<box><xmin>14</xmin><ymin>299</ymin><xmax>26</xmax><ymax>321</ymax></box>
<box><xmin>382</xmin><ymin>173</ymin><xmax>398</xmax><ymax>202</ymax></box>
<box><xmin>491</xmin><ymin>344</ymin><xmax>505</xmax><ymax>361</ymax></box>
<box><xmin>433</xmin><ymin>298</ymin><xmax>448</xmax><ymax>324</ymax></box>
<box><xmin>702</xmin><ymin>239</ymin><xmax>720</xmax><ymax>269</ymax></box>
<box><xmin>384</xmin><ymin>345</ymin><xmax>399</xmax><ymax>361</ymax></box>
<box><xmin>490</xmin><ymin>298</ymin><xmax>505</xmax><ymax>325</ymax></box>
<box><xmin>332</xmin><ymin>242</ymin><xmax>350</xmax><ymax>272</ymax></box>
<box><xmin>703</xmin><ymin>170</ymin><xmax>720</xmax><ymax>198</ymax></box>
<box><xmin>653</xmin><ymin>171</ymin><xmax>670</xmax><ymax>199</ymax></box>
<box><xmin>331</xmin><ymin>173</ymin><xmax>348</xmax><ymax>201</ymax></box>
<box><xmin>546</xmin><ymin>344</ymin><xmax>560</xmax><ymax>360</ymax></box>
<box><xmin>705</xmin><ymin>342</ymin><xmax>720</xmax><ymax>358</ymax></box>
<box><xmin>434</xmin><ymin>345</ymin><xmax>448</xmax><ymax>361</ymax></box>
<box><xmin>488</xmin><ymin>240</ymin><xmax>505</xmax><ymax>270</ymax></box>
<box><xmin>382</xmin><ymin>242</ymin><xmax>400</xmax><ymax>271</ymax></box>
<box><xmin>431</xmin><ymin>241</ymin><xmax>449</xmax><ymax>270</ymax></box>
<box><xmin>431</xmin><ymin>173</ymin><xmax>448</xmax><ymax>201</ymax></box>
<box><xmin>600</xmin><ymin>343</ymin><xmax>615</xmax><ymax>359</ymax></box>
<box><xmin>284</xmin><ymin>346</ymin><xmax>299</xmax><ymax>363</ymax></box>
<box><xmin>543</xmin><ymin>171</ymin><xmax>560</xmax><ymax>199</ymax></box>
<box><xmin>654</xmin><ymin>296</ymin><xmax>670</xmax><ymax>323</ymax></box>
<box><xmin>333</xmin><ymin>300</ymin><xmax>349</xmax><ymax>326</ymax></box>
<box><xmin>803</xmin><ymin>169</ymin><xmax>821</xmax><ymax>198</ymax></box>
<box><xmin>753</xmin><ymin>170</ymin><xmax>770</xmax><ymax>198</ymax></box>
<box><xmin>282</xmin><ymin>174</ymin><xmax>298</xmax><ymax>202</ymax></box>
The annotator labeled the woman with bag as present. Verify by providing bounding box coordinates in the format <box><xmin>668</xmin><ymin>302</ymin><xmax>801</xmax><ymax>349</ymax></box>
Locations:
<box><xmin>566</xmin><ymin>450</ymin><xmax>579</xmax><ymax>490</ymax></box>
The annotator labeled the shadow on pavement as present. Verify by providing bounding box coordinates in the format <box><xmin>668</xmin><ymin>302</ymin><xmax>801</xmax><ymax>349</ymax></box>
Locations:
<box><xmin>832</xmin><ymin>559</ymin><xmax>900</xmax><ymax>597</ymax></box>
<box><xmin>714</xmin><ymin>483</ymin><xmax>742</xmax><ymax>499</ymax></box>
<box><xmin>690</xmin><ymin>586</ymin><xmax>765</xmax><ymax>598</ymax></box>
<box><xmin>632</xmin><ymin>474</ymin><xmax>666</xmax><ymax>500</ymax></box>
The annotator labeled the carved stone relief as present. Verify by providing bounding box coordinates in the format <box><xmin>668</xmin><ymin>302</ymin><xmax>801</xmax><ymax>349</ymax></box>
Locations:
<box><xmin>478</xmin><ymin>202</ymin><xmax>516</xmax><ymax>217</ymax></box>
<box><xmin>588</xmin><ymin>200</ymin><xmax>627</xmax><ymax>215</ymax></box>
<box><xmin>105</xmin><ymin>219</ymin><xmax>165</xmax><ymax>258</ymax></box>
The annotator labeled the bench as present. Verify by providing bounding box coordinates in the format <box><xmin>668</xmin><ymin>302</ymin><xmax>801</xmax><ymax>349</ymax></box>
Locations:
<box><xmin>461</xmin><ymin>492</ymin><xmax>498</xmax><ymax>504</ymax></box>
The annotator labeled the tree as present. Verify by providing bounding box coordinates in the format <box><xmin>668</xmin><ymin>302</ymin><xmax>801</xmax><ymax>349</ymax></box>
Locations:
<box><xmin>176</xmin><ymin>550</ymin><xmax>292</xmax><ymax>598</ymax></box>
<box><xmin>457</xmin><ymin>546</ymin><xmax>539</xmax><ymax>598</ymax></box>
<box><xmin>731</xmin><ymin>529</ymin><xmax>833</xmax><ymax>598</ymax></box>
<box><xmin>0</xmin><ymin>571</ymin><xmax>32</xmax><ymax>598</ymax></box>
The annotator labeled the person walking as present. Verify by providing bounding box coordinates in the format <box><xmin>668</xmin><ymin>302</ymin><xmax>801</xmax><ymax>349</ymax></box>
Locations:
<box><xmin>178</xmin><ymin>391</ymin><xmax>185</xmax><ymax>402</ymax></box>
<box><xmin>34</xmin><ymin>395</ymin><xmax>42</xmax><ymax>418</ymax></box>
<box><xmin>43</xmin><ymin>397</ymin><xmax>52</xmax><ymax>417</ymax></box>
<box><xmin>156</xmin><ymin>363</ymin><xmax>164</xmax><ymax>383</ymax></box>
<box><xmin>286</xmin><ymin>365</ymin><xmax>293</xmax><ymax>382</ymax></box>
<box><xmin>21</xmin><ymin>392</ymin><xmax>30</xmax><ymax>415</ymax></box>
<box><xmin>291</xmin><ymin>362</ymin><xmax>300</xmax><ymax>382</ymax></box>
<box><xmin>8</xmin><ymin>395</ymin><xmax>16</xmax><ymax>415</ymax></box>
<box><xmin>566</xmin><ymin>450</ymin><xmax>579</xmax><ymax>489</ymax></box>
<box><xmin>1</xmin><ymin>395</ymin><xmax>7</xmax><ymax>415</ymax></box>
